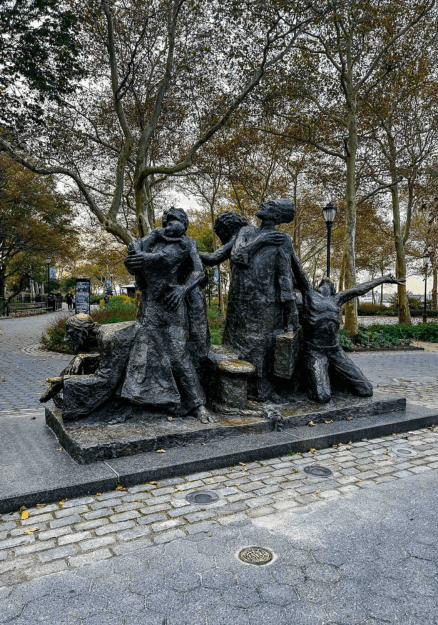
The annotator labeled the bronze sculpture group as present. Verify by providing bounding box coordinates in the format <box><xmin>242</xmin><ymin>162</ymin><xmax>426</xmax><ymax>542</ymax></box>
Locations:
<box><xmin>42</xmin><ymin>200</ymin><xmax>403</xmax><ymax>423</ymax></box>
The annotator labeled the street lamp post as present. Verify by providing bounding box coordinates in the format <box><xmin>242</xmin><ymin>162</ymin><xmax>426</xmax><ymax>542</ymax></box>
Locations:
<box><xmin>423</xmin><ymin>252</ymin><xmax>430</xmax><ymax>324</ymax></box>
<box><xmin>322</xmin><ymin>203</ymin><xmax>338</xmax><ymax>277</ymax></box>
<box><xmin>45</xmin><ymin>257</ymin><xmax>51</xmax><ymax>298</ymax></box>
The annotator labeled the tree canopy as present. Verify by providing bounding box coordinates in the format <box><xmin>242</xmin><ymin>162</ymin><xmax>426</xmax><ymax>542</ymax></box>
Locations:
<box><xmin>0</xmin><ymin>153</ymin><xmax>78</xmax><ymax>297</ymax></box>
<box><xmin>0</xmin><ymin>0</ymin><xmax>86</xmax><ymax>131</ymax></box>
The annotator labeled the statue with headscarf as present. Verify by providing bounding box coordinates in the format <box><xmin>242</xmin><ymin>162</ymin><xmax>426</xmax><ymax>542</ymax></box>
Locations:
<box><xmin>222</xmin><ymin>199</ymin><xmax>300</xmax><ymax>401</ymax></box>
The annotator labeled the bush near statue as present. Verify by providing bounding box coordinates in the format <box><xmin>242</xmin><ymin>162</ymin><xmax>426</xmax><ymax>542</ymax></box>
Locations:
<box><xmin>41</xmin><ymin>201</ymin><xmax>405</xmax><ymax>424</ymax></box>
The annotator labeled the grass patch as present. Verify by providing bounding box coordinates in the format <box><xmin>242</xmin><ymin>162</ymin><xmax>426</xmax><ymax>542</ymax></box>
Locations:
<box><xmin>368</xmin><ymin>322</ymin><xmax>438</xmax><ymax>344</ymax></box>
<box><xmin>207</xmin><ymin>300</ymin><xmax>226</xmax><ymax>345</ymax></box>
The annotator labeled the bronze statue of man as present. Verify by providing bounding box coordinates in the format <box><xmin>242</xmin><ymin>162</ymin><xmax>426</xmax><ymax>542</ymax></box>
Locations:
<box><xmin>291</xmin><ymin>247</ymin><xmax>405</xmax><ymax>403</ymax></box>
<box><xmin>40</xmin><ymin>313</ymin><xmax>136</xmax><ymax>419</ymax></box>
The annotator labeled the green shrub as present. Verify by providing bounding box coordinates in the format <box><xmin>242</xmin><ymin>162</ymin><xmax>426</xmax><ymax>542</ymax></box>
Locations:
<box><xmin>102</xmin><ymin>294</ymin><xmax>136</xmax><ymax>313</ymax></box>
<box><xmin>369</xmin><ymin>322</ymin><xmax>438</xmax><ymax>343</ymax></box>
<box><xmin>357</xmin><ymin>302</ymin><xmax>387</xmax><ymax>315</ymax></box>
<box><xmin>207</xmin><ymin>303</ymin><xmax>225</xmax><ymax>345</ymax></box>
<box><xmin>338</xmin><ymin>329</ymin><xmax>353</xmax><ymax>351</ymax></box>
<box><xmin>408</xmin><ymin>309</ymin><xmax>438</xmax><ymax>317</ymax></box>
<box><xmin>339</xmin><ymin>326</ymin><xmax>411</xmax><ymax>348</ymax></box>
<box><xmin>41</xmin><ymin>316</ymin><xmax>70</xmax><ymax>352</ymax></box>
<box><xmin>389</xmin><ymin>292</ymin><xmax>422</xmax><ymax>311</ymax></box>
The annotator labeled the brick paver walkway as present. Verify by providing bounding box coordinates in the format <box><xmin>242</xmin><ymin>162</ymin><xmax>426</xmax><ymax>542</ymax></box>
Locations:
<box><xmin>1</xmin><ymin>314</ymin><xmax>438</xmax><ymax>623</ymax></box>
<box><xmin>1</xmin><ymin>428</ymin><xmax>438</xmax><ymax>623</ymax></box>
<box><xmin>0</xmin><ymin>308</ymin><xmax>71</xmax><ymax>411</ymax></box>
<box><xmin>1</xmin><ymin>427</ymin><xmax>437</xmax><ymax>588</ymax></box>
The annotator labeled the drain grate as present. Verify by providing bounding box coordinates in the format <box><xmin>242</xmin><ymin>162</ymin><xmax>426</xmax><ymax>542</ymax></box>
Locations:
<box><xmin>394</xmin><ymin>447</ymin><xmax>417</xmax><ymax>457</ymax></box>
<box><xmin>186</xmin><ymin>490</ymin><xmax>220</xmax><ymax>505</ymax></box>
<box><xmin>238</xmin><ymin>546</ymin><xmax>273</xmax><ymax>566</ymax></box>
<box><xmin>304</xmin><ymin>465</ymin><xmax>332</xmax><ymax>477</ymax></box>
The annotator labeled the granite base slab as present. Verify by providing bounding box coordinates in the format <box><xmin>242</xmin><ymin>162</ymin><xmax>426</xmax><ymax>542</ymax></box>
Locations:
<box><xmin>1</xmin><ymin>401</ymin><xmax>436</xmax><ymax>513</ymax></box>
<box><xmin>46</xmin><ymin>392</ymin><xmax>406</xmax><ymax>464</ymax></box>
<box><xmin>106</xmin><ymin>403</ymin><xmax>438</xmax><ymax>487</ymax></box>
<box><xmin>0</xmin><ymin>415</ymin><xmax>117</xmax><ymax>514</ymax></box>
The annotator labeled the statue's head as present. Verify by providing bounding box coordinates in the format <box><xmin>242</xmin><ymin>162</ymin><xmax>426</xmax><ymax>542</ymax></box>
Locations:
<box><xmin>162</xmin><ymin>207</ymin><xmax>189</xmax><ymax>238</ymax></box>
<box><xmin>256</xmin><ymin>199</ymin><xmax>295</xmax><ymax>225</ymax></box>
<box><xmin>65</xmin><ymin>314</ymin><xmax>98</xmax><ymax>353</ymax></box>
<box><xmin>318</xmin><ymin>277</ymin><xmax>336</xmax><ymax>296</ymax></box>
<box><xmin>214</xmin><ymin>212</ymin><xmax>248</xmax><ymax>244</ymax></box>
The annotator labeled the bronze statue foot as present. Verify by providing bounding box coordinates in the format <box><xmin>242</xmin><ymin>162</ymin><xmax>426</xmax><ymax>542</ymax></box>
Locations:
<box><xmin>193</xmin><ymin>405</ymin><xmax>216</xmax><ymax>424</ymax></box>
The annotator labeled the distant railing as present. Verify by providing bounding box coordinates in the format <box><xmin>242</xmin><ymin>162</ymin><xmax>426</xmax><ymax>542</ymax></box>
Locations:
<box><xmin>0</xmin><ymin>293</ymin><xmax>63</xmax><ymax>316</ymax></box>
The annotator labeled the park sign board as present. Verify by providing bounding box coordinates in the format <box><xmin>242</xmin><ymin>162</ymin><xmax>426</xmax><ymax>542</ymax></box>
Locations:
<box><xmin>75</xmin><ymin>278</ymin><xmax>90</xmax><ymax>315</ymax></box>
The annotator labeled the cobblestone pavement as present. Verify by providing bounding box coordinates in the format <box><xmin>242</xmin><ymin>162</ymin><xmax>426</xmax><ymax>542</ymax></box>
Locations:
<box><xmin>348</xmin><ymin>351</ymin><xmax>438</xmax><ymax>409</ymax></box>
<box><xmin>1</xmin><ymin>427</ymin><xmax>438</xmax><ymax>623</ymax></box>
<box><xmin>0</xmin><ymin>308</ymin><xmax>72</xmax><ymax>411</ymax></box>
<box><xmin>357</xmin><ymin>315</ymin><xmax>438</xmax><ymax>326</ymax></box>
<box><xmin>2</xmin><ymin>313</ymin><xmax>438</xmax><ymax>623</ymax></box>
<box><xmin>1</xmin><ymin>308</ymin><xmax>438</xmax><ymax>411</ymax></box>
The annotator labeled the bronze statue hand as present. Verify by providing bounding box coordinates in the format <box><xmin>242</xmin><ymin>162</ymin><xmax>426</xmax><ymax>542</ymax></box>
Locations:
<box><xmin>63</xmin><ymin>356</ymin><xmax>85</xmax><ymax>376</ymax></box>
<box><xmin>387</xmin><ymin>274</ymin><xmax>406</xmax><ymax>285</ymax></box>
<box><xmin>39</xmin><ymin>377</ymin><xmax>64</xmax><ymax>403</ymax></box>
<box><xmin>124</xmin><ymin>252</ymin><xmax>147</xmax><ymax>273</ymax></box>
<box><xmin>162</xmin><ymin>285</ymin><xmax>186</xmax><ymax>311</ymax></box>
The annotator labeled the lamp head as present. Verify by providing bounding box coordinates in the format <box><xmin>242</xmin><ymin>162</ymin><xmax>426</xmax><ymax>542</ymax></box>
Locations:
<box><xmin>322</xmin><ymin>202</ymin><xmax>338</xmax><ymax>224</ymax></box>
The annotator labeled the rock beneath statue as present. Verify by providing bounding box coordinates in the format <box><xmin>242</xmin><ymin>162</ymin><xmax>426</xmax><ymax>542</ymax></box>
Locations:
<box><xmin>273</xmin><ymin>329</ymin><xmax>301</xmax><ymax>380</ymax></box>
<box><xmin>218</xmin><ymin>359</ymin><xmax>255</xmax><ymax>409</ymax></box>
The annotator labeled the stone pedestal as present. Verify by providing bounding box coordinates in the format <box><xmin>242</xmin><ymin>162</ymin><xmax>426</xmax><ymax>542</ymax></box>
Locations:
<box><xmin>44</xmin><ymin>391</ymin><xmax>408</xmax><ymax>464</ymax></box>
<box><xmin>218</xmin><ymin>359</ymin><xmax>256</xmax><ymax>408</ymax></box>
<box><xmin>274</xmin><ymin>329</ymin><xmax>301</xmax><ymax>379</ymax></box>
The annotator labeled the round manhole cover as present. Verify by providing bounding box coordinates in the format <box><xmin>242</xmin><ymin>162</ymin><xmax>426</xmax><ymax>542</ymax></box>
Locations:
<box><xmin>186</xmin><ymin>490</ymin><xmax>219</xmax><ymax>505</ymax></box>
<box><xmin>394</xmin><ymin>447</ymin><xmax>417</xmax><ymax>457</ymax></box>
<box><xmin>304</xmin><ymin>465</ymin><xmax>332</xmax><ymax>477</ymax></box>
<box><xmin>239</xmin><ymin>546</ymin><xmax>273</xmax><ymax>566</ymax></box>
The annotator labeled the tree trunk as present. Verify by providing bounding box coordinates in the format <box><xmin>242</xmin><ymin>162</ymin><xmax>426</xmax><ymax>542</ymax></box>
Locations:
<box><xmin>209</xmin><ymin>204</ymin><xmax>224</xmax><ymax>314</ymax></box>
<box><xmin>293</xmin><ymin>217</ymin><xmax>301</xmax><ymax>258</ymax></box>
<box><xmin>292</xmin><ymin>178</ymin><xmax>301</xmax><ymax>258</ymax></box>
<box><xmin>432</xmin><ymin>262</ymin><xmax>437</xmax><ymax>309</ymax></box>
<box><xmin>0</xmin><ymin>269</ymin><xmax>5</xmax><ymax>300</ymax></box>
<box><xmin>343</xmin><ymin>107</ymin><xmax>358</xmax><ymax>336</ymax></box>
<box><xmin>338</xmin><ymin>252</ymin><xmax>345</xmax><ymax>292</ymax></box>
<box><xmin>389</xmin><ymin>163</ymin><xmax>411</xmax><ymax>324</ymax></box>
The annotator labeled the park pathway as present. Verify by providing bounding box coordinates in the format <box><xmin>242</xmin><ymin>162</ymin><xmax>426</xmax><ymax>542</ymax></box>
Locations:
<box><xmin>1</xmin><ymin>313</ymin><xmax>438</xmax><ymax>623</ymax></box>
<box><xmin>0</xmin><ymin>308</ymin><xmax>71</xmax><ymax>413</ymax></box>
<box><xmin>1</xmin><ymin>309</ymin><xmax>438</xmax><ymax>411</ymax></box>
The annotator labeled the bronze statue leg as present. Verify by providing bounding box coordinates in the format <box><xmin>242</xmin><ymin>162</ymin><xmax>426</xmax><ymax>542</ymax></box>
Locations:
<box><xmin>170</xmin><ymin>347</ymin><xmax>206</xmax><ymax>414</ymax></box>
<box><xmin>328</xmin><ymin>348</ymin><xmax>373</xmax><ymax>397</ymax></box>
<box><xmin>305</xmin><ymin>350</ymin><xmax>331</xmax><ymax>403</ymax></box>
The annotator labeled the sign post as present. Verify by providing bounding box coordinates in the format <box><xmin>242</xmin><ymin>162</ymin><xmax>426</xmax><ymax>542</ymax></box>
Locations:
<box><xmin>75</xmin><ymin>278</ymin><xmax>91</xmax><ymax>315</ymax></box>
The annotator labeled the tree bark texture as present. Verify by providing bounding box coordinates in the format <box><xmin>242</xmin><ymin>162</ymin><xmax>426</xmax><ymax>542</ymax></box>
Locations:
<box><xmin>388</xmin><ymin>141</ymin><xmax>411</xmax><ymax>324</ymax></box>
<box><xmin>343</xmin><ymin>106</ymin><xmax>358</xmax><ymax>336</ymax></box>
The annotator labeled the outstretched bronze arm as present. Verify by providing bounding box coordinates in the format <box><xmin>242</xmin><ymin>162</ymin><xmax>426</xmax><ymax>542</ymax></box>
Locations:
<box><xmin>199</xmin><ymin>240</ymin><xmax>233</xmax><ymax>266</ymax></box>
<box><xmin>290</xmin><ymin>246</ymin><xmax>313</xmax><ymax>295</ymax></box>
<box><xmin>336</xmin><ymin>274</ymin><xmax>405</xmax><ymax>306</ymax></box>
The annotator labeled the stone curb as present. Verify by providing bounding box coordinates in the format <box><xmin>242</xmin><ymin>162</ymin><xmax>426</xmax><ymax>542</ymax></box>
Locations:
<box><xmin>348</xmin><ymin>346</ymin><xmax>425</xmax><ymax>352</ymax></box>
<box><xmin>1</xmin><ymin>403</ymin><xmax>437</xmax><ymax>514</ymax></box>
